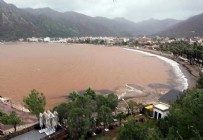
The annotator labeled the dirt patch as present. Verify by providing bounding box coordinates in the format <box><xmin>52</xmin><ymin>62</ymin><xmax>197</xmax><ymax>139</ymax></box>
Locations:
<box><xmin>0</xmin><ymin>101</ymin><xmax>37</xmax><ymax>131</ymax></box>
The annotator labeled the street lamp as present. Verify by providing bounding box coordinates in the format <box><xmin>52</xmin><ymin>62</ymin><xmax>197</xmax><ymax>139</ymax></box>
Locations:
<box><xmin>122</xmin><ymin>98</ymin><xmax>132</xmax><ymax>115</ymax></box>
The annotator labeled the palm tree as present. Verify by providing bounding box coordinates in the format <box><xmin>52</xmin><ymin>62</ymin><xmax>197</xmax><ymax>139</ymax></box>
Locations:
<box><xmin>116</xmin><ymin>112</ymin><xmax>126</xmax><ymax>126</ymax></box>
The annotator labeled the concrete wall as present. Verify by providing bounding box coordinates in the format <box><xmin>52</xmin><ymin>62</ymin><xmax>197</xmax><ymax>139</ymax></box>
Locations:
<box><xmin>153</xmin><ymin>108</ymin><xmax>168</xmax><ymax>120</ymax></box>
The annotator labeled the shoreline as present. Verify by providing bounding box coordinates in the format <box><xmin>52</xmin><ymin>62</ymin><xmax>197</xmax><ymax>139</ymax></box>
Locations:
<box><xmin>126</xmin><ymin>47</ymin><xmax>198</xmax><ymax>89</ymax></box>
<box><xmin>0</xmin><ymin>42</ymin><xmax>198</xmax><ymax>109</ymax></box>
<box><xmin>117</xmin><ymin>47</ymin><xmax>198</xmax><ymax>109</ymax></box>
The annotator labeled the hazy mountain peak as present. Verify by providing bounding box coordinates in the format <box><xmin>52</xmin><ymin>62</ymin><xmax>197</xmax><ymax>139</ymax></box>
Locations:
<box><xmin>36</xmin><ymin>7</ymin><xmax>59</xmax><ymax>12</ymax></box>
<box><xmin>114</xmin><ymin>17</ymin><xmax>127</xmax><ymax>20</ymax></box>
<box><xmin>114</xmin><ymin>17</ymin><xmax>134</xmax><ymax>22</ymax></box>
<box><xmin>1</xmin><ymin>0</ymin><xmax>203</xmax><ymax>40</ymax></box>
<box><xmin>146</xmin><ymin>18</ymin><xmax>157</xmax><ymax>21</ymax></box>
<box><xmin>137</xmin><ymin>18</ymin><xmax>160</xmax><ymax>24</ymax></box>
<box><xmin>63</xmin><ymin>11</ymin><xmax>92</xmax><ymax>18</ymax></box>
<box><xmin>0</xmin><ymin>0</ymin><xmax>4</xmax><ymax>3</ymax></box>
<box><xmin>160</xmin><ymin>13</ymin><xmax>203</xmax><ymax>37</ymax></box>
<box><xmin>24</xmin><ymin>7</ymin><xmax>61</xmax><ymax>15</ymax></box>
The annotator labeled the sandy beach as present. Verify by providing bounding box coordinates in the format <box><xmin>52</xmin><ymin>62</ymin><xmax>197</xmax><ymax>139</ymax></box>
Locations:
<box><xmin>0</xmin><ymin>42</ymin><xmax>183</xmax><ymax>109</ymax></box>
<box><xmin>133</xmin><ymin>47</ymin><xmax>198</xmax><ymax>88</ymax></box>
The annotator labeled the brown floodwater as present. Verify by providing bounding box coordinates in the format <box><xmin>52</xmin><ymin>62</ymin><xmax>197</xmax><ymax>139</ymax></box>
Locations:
<box><xmin>0</xmin><ymin>42</ymin><xmax>171</xmax><ymax>109</ymax></box>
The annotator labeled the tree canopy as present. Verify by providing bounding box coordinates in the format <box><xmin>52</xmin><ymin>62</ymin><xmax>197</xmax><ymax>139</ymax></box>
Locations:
<box><xmin>23</xmin><ymin>89</ymin><xmax>46</xmax><ymax>116</ymax></box>
<box><xmin>0</xmin><ymin>111</ymin><xmax>21</xmax><ymax>132</ymax></box>
<box><xmin>53</xmin><ymin>87</ymin><xmax>203</xmax><ymax>140</ymax></box>
<box><xmin>158</xmin><ymin>41</ymin><xmax>203</xmax><ymax>65</ymax></box>
<box><xmin>53</xmin><ymin>88</ymin><xmax>118</xmax><ymax>139</ymax></box>
<box><xmin>117</xmin><ymin>117</ymin><xmax>146</xmax><ymax>140</ymax></box>
<box><xmin>157</xmin><ymin>88</ymin><xmax>203</xmax><ymax>139</ymax></box>
<box><xmin>127</xmin><ymin>100</ymin><xmax>138</xmax><ymax>115</ymax></box>
<box><xmin>197</xmin><ymin>71</ymin><xmax>203</xmax><ymax>88</ymax></box>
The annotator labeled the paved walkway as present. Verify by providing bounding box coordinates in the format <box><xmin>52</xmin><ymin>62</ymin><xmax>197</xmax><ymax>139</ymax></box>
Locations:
<box><xmin>2</xmin><ymin>123</ymin><xmax>38</xmax><ymax>135</ymax></box>
<box><xmin>10</xmin><ymin>130</ymin><xmax>46</xmax><ymax>140</ymax></box>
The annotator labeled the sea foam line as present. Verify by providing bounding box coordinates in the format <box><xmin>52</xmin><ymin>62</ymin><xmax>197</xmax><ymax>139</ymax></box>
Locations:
<box><xmin>123</xmin><ymin>48</ymin><xmax>188</xmax><ymax>91</ymax></box>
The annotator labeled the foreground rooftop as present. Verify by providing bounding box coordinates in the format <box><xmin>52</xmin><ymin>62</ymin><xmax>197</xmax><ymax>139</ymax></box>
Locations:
<box><xmin>154</xmin><ymin>103</ymin><xmax>169</xmax><ymax>111</ymax></box>
<box><xmin>10</xmin><ymin>130</ymin><xmax>46</xmax><ymax>140</ymax></box>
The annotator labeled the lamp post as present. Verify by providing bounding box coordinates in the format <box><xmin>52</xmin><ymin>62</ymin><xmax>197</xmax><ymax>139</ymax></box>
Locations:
<box><xmin>122</xmin><ymin>98</ymin><xmax>132</xmax><ymax>115</ymax></box>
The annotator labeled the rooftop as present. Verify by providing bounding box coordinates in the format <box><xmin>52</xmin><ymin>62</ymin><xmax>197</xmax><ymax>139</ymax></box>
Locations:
<box><xmin>10</xmin><ymin>130</ymin><xmax>46</xmax><ymax>140</ymax></box>
<box><xmin>145</xmin><ymin>105</ymin><xmax>153</xmax><ymax>111</ymax></box>
<box><xmin>159</xmin><ymin>89</ymin><xmax>183</xmax><ymax>105</ymax></box>
<box><xmin>154</xmin><ymin>103</ymin><xmax>169</xmax><ymax>111</ymax></box>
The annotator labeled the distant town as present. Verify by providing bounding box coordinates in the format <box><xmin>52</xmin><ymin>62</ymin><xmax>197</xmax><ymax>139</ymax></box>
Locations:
<box><xmin>14</xmin><ymin>36</ymin><xmax>203</xmax><ymax>47</ymax></box>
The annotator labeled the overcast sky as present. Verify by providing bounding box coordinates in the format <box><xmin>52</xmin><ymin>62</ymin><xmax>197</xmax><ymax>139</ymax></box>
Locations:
<box><xmin>4</xmin><ymin>0</ymin><xmax>203</xmax><ymax>22</ymax></box>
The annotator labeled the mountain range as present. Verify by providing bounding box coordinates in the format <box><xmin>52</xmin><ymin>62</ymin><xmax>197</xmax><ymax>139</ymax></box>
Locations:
<box><xmin>159</xmin><ymin>13</ymin><xmax>203</xmax><ymax>37</ymax></box>
<box><xmin>0</xmin><ymin>0</ymin><xmax>203</xmax><ymax>40</ymax></box>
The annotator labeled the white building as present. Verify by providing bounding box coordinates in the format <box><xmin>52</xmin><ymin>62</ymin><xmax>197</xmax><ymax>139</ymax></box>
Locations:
<box><xmin>27</xmin><ymin>37</ymin><xmax>39</xmax><ymax>42</ymax></box>
<box><xmin>58</xmin><ymin>38</ymin><xmax>67</xmax><ymax>43</ymax></box>
<box><xmin>153</xmin><ymin>103</ymin><xmax>169</xmax><ymax>120</ymax></box>
<box><xmin>44</xmin><ymin>37</ymin><xmax>51</xmax><ymax>42</ymax></box>
<box><xmin>18</xmin><ymin>38</ymin><xmax>24</xmax><ymax>42</ymax></box>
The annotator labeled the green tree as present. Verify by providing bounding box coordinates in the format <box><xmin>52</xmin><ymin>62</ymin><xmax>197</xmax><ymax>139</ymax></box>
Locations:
<box><xmin>0</xmin><ymin>110</ymin><xmax>6</xmax><ymax>116</ymax></box>
<box><xmin>95</xmin><ymin>93</ymin><xmax>118</xmax><ymax>111</ymax></box>
<box><xmin>128</xmin><ymin>100</ymin><xmax>138</xmax><ymax>114</ymax></box>
<box><xmin>116</xmin><ymin>112</ymin><xmax>126</xmax><ymax>126</ymax></box>
<box><xmin>75</xmin><ymin>95</ymin><xmax>96</xmax><ymax>113</ymax></box>
<box><xmin>67</xmin><ymin>108</ymin><xmax>91</xmax><ymax>139</ymax></box>
<box><xmin>117</xmin><ymin>117</ymin><xmax>146</xmax><ymax>140</ymax></box>
<box><xmin>96</xmin><ymin>95</ymin><xmax>108</xmax><ymax>109</ymax></box>
<box><xmin>53</xmin><ymin>102</ymin><xmax>70</xmax><ymax>124</ymax></box>
<box><xmin>9</xmin><ymin>111</ymin><xmax>21</xmax><ymax>132</ymax></box>
<box><xmin>75</xmin><ymin>95</ymin><xmax>97</xmax><ymax>132</ymax></box>
<box><xmin>197</xmin><ymin>71</ymin><xmax>203</xmax><ymax>88</ymax></box>
<box><xmin>23</xmin><ymin>89</ymin><xmax>46</xmax><ymax>116</ymax></box>
<box><xmin>52</xmin><ymin>88</ymin><xmax>120</xmax><ymax>139</ymax></box>
<box><xmin>68</xmin><ymin>91</ymin><xmax>79</xmax><ymax>101</ymax></box>
<box><xmin>107</xmin><ymin>93</ymin><xmax>118</xmax><ymax>111</ymax></box>
<box><xmin>98</xmin><ymin>105</ymin><xmax>113</xmax><ymax>133</ymax></box>
<box><xmin>157</xmin><ymin>88</ymin><xmax>203</xmax><ymax>139</ymax></box>
<box><xmin>84</xmin><ymin>87</ymin><xmax>96</xmax><ymax>100</ymax></box>
<box><xmin>0</xmin><ymin>111</ymin><xmax>21</xmax><ymax>132</ymax></box>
